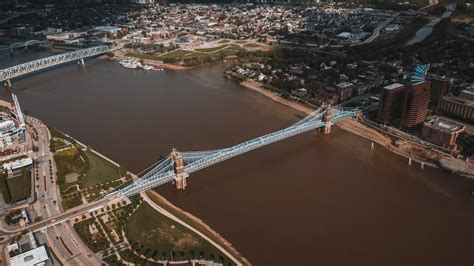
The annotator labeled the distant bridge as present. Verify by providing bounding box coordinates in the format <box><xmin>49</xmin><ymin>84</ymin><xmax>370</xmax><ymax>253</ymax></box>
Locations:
<box><xmin>0</xmin><ymin>45</ymin><xmax>113</xmax><ymax>86</ymax></box>
<box><xmin>0</xmin><ymin>40</ymin><xmax>44</xmax><ymax>53</ymax></box>
<box><xmin>118</xmin><ymin>104</ymin><xmax>357</xmax><ymax>198</ymax></box>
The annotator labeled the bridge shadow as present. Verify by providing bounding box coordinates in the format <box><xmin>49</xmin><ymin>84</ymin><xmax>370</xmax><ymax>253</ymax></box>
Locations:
<box><xmin>294</xmin><ymin>113</ymin><xmax>306</xmax><ymax>121</ymax></box>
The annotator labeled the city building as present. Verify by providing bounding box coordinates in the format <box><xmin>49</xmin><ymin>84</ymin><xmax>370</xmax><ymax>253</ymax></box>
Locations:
<box><xmin>9</xmin><ymin>245</ymin><xmax>50</xmax><ymax>266</ymax></box>
<box><xmin>460</xmin><ymin>89</ymin><xmax>474</xmax><ymax>100</ymax></box>
<box><xmin>3</xmin><ymin>157</ymin><xmax>33</xmax><ymax>177</ymax></box>
<box><xmin>377</xmin><ymin>83</ymin><xmax>405</xmax><ymax>125</ymax></box>
<box><xmin>430</xmin><ymin>77</ymin><xmax>451</xmax><ymax>104</ymax></box>
<box><xmin>421</xmin><ymin>117</ymin><xmax>465</xmax><ymax>150</ymax></box>
<box><xmin>437</xmin><ymin>96</ymin><xmax>474</xmax><ymax>123</ymax></box>
<box><xmin>400</xmin><ymin>81</ymin><xmax>431</xmax><ymax>130</ymax></box>
<box><xmin>335</xmin><ymin>82</ymin><xmax>354</xmax><ymax>103</ymax></box>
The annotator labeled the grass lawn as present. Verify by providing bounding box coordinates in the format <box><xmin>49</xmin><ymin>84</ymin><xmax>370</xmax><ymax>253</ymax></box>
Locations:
<box><xmin>81</xmin><ymin>150</ymin><xmax>119</xmax><ymax>188</ymax></box>
<box><xmin>125</xmin><ymin>52</ymin><xmax>162</xmax><ymax>61</ymax></box>
<box><xmin>235</xmin><ymin>40</ymin><xmax>247</xmax><ymax>44</ymax></box>
<box><xmin>125</xmin><ymin>203</ymin><xmax>228</xmax><ymax>263</ymax></box>
<box><xmin>217</xmin><ymin>39</ymin><xmax>231</xmax><ymax>43</ymax></box>
<box><xmin>128</xmin><ymin>44</ymin><xmax>246</xmax><ymax>63</ymax></box>
<box><xmin>194</xmin><ymin>45</ymin><xmax>230</xmax><ymax>53</ymax></box>
<box><xmin>7</xmin><ymin>175</ymin><xmax>28</xmax><ymax>202</ymax></box>
<box><xmin>243</xmin><ymin>43</ymin><xmax>263</xmax><ymax>48</ymax></box>
<box><xmin>159</xmin><ymin>49</ymin><xmax>194</xmax><ymax>59</ymax></box>
<box><xmin>74</xmin><ymin>218</ymin><xmax>110</xmax><ymax>253</ymax></box>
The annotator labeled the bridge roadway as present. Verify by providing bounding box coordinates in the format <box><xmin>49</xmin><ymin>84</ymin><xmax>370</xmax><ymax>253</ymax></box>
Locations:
<box><xmin>118</xmin><ymin>105</ymin><xmax>357</xmax><ymax>197</ymax></box>
<box><xmin>0</xmin><ymin>45</ymin><xmax>112</xmax><ymax>85</ymax></box>
<box><xmin>1</xmin><ymin>195</ymin><xmax>115</xmax><ymax>235</ymax></box>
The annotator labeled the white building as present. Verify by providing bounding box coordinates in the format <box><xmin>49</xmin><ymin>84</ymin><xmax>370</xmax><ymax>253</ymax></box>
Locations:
<box><xmin>3</xmin><ymin>157</ymin><xmax>33</xmax><ymax>171</ymax></box>
<box><xmin>0</xmin><ymin>120</ymin><xmax>15</xmax><ymax>134</ymax></box>
<box><xmin>46</xmin><ymin>32</ymin><xmax>70</xmax><ymax>41</ymax></box>
<box><xmin>94</xmin><ymin>26</ymin><xmax>122</xmax><ymax>34</ymax></box>
<box><xmin>9</xmin><ymin>246</ymin><xmax>49</xmax><ymax>266</ymax></box>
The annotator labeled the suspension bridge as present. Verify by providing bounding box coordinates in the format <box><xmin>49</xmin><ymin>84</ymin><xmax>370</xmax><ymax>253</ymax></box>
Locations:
<box><xmin>117</xmin><ymin>104</ymin><xmax>357</xmax><ymax>198</ymax></box>
<box><xmin>0</xmin><ymin>45</ymin><xmax>113</xmax><ymax>87</ymax></box>
<box><xmin>2</xmin><ymin>103</ymin><xmax>356</xmax><ymax>235</ymax></box>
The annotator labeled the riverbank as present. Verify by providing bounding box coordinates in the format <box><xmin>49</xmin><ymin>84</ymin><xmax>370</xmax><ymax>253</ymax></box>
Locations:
<box><xmin>46</xmin><ymin>123</ymin><xmax>249</xmax><ymax>265</ymax></box>
<box><xmin>104</xmin><ymin>54</ymin><xmax>190</xmax><ymax>71</ymax></box>
<box><xmin>240</xmin><ymin>80</ymin><xmax>314</xmax><ymax>114</ymax></box>
<box><xmin>239</xmin><ymin>79</ymin><xmax>474</xmax><ymax>178</ymax></box>
<box><xmin>144</xmin><ymin>190</ymin><xmax>250</xmax><ymax>266</ymax></box>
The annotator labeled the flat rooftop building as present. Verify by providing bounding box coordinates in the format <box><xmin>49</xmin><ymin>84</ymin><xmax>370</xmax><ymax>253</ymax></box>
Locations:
<box><xmin>9</xmin><ymin>245</ymin><xmax>49</xmax><ymax>266</ymax></box>
<box><xmin>421</xmin><ymin>117</ymin><xmax>465</xmax><ymax>150</ymax></box>
<box><xmin>437</xmin><ymin>95</ymin><xmax>474</xmax><ymax>123</ymax></box>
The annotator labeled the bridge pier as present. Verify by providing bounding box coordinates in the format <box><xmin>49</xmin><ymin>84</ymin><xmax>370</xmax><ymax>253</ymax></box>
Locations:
<box><xmin>78</xmin><ymin>58</ymin><xmax>85</xmax><ymax>66</ymax></box>
<box><xmin>322</xmin><ymin>102</ymin><xmax>332</xmax><ymax>134</ymax></box>
<box><xmin>4</xmin><ymin>79</ymin><xmax>12</xmax><ymax>88</ymax></box>
<box><xmin>171</xmin><ymin>149</ymin><xmax>188</xmax><ymax>190</ymax></box>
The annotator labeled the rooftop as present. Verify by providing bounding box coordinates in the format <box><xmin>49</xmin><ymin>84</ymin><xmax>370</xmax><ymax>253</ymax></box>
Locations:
<box><xmin>10</xmin><ymin>246</ymin><xmax>49</xmax><ymax>266</ymax></box>
<box><xmin>384</xmin><ymin>83</ymin><xmax>404</xmax><ymax>90</ymax></box>
<box><xmin>425</xmin><ymin>117</ymin><xmax>464</xmax><ymax>133</ymax></box>
<box><xmin>442</xmin><ymin>96</ymin><xmax>474</xmax><ymax>107</ymax></box>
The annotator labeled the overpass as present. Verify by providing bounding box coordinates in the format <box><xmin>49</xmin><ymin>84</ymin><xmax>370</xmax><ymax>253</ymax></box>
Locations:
<box><xmin>0</xmin><ymin>45</ymin><xmax>113</xmax><ymax>87</ymax></box>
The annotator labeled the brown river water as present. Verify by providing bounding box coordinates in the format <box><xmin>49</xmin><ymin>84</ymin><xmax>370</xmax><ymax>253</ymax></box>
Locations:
<box><xmin>1</xmin><ymin>51</ymin><xmax>473</xmax><ymax>266</ymax></box>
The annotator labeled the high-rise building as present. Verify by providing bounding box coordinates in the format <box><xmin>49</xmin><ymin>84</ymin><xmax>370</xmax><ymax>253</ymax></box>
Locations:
<box><xmin>400</xmin><ymin>81</ymin><xmax>431</xmax><ymax>130</ymax></box>
<box><xmin>377</xmin><ymin>83</ymin><xmax>405</xmax><ymax>125</ymax></box>
<box><xmin>430</xmin><ymin>77</ymin><xmax>451</xmax><ymax>104</ymax></box>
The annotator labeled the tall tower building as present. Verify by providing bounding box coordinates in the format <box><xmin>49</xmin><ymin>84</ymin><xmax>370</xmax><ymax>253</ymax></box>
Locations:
<box><xmin>400</xmin><ymin>81</ymin><xmax>431</xmax><ymax>131</ymax></box>
<box><xmin>377</xmin><ymin>83</ymin><xmax>405</xmax><ymax>125</ymax></box>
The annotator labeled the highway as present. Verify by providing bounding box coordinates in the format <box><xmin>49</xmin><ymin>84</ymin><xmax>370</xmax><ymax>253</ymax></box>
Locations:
<box><xmin>27</xmin><ymin>117</ymin><xmax>103</xmax><ymax>265</ymax></box>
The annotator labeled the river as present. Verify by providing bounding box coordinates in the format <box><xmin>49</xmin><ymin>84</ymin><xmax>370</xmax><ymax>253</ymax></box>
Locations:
<box><xmin>406</xmin><ymin>3</ymin><xmax>457</xmax><ymax>46</ymax></box>
<box><xmin>1</xmin><ymin>51</ymin><xmax>473</xmax><ymax>265</ymax></box>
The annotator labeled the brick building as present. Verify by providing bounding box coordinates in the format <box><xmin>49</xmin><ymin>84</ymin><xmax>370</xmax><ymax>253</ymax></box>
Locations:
<box><xmin>377</xmin><ymin>83</ymin><xmax>405</xmax><ymax>125</ymax></box>
<box><xmin>400</xmin><ymin>81</ymin><xmax>431</xmax><ymax>130</ymax></box>
<box><xmin>421</xmin><ymin>117</ymin><xmax>465</xmax><ymax>150</ymax></box>
<box><xmin>437</xmin><ymin>96</ymin><xmax>474</xmax><ymax>123</ymax></box>
<box><xmin>430</xmin><ymin>77</ymin><xmax>451</xmax><ymax>104</ymax></box>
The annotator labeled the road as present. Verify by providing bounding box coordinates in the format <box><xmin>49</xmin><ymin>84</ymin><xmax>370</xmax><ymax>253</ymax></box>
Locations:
<box><xmin>27</xmin><ymin>117</ymin><xmax>102</xmax><ymax>265</ymax></box>
<box><xmin>352</xmin><ymin>12</ymin><xmax>400</xmax><ymax>46</ymax></box>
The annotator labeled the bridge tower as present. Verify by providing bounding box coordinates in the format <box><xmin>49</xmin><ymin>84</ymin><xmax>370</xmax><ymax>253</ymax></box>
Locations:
<box><xmin>171</xmin><ymin>149</ymin><xmax>188</xmax><ymax>189</ymax></box>
<box><xmin>78</xmin><ymin>58</ymin><xmax>85</xmax><ymax>66</ymax></box>
<box><xmin>322</xmin><ymin>102</ymin><xmax>332</xmax><ymax>134</ymax></box>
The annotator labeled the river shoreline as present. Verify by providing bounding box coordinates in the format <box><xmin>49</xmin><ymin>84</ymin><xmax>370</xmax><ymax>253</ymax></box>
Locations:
<box><xmin>37</xmin><ymin>119</ymin><xmax>249</xmax><ymax>265</ymax></box>
<box><xmin>238</xmin><ymin>79</ymin><xmax>474</xmax><ymax>178</ymax></box>
<box><xmin>105</xmin><ymin>54</ymin><xmax>191</xmax><ymax>70</ymax></box>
